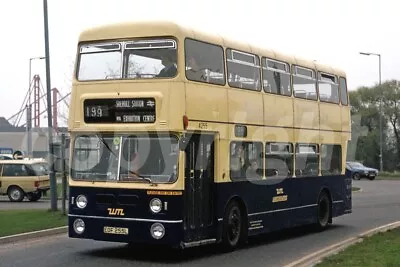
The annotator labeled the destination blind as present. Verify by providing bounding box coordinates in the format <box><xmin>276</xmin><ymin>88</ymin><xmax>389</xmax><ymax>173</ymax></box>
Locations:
<box><xmin>83</xmin><ymin>98</ymin><xmax>156</xmax><ymax>123</ymax></box>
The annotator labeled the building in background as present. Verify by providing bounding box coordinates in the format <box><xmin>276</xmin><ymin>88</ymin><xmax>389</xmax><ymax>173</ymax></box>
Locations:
<box><xmin>0</xmin><ymin>116</ymin><xmax>69</xmax><ymax>170</ymax></box>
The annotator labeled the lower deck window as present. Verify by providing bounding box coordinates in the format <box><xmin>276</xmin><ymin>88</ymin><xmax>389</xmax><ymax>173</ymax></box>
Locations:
<box><xmin>265</xmin><ymin>142</ymin><xmax>293</xmax><ymax>177</ymax></box>
<box><xmin>230</xmin><ymin>141</ymin><xmax>263</xmax><ymax>181</ymax></box>
<box><xmin>295</xmin><ymin>144</ymin><xmax>319</xmax><ymax>177</ymax></box>
<box><xmin>321</xmin><ymin>144</ymin><xmax>342</xmax><ymax>175</ymax></box>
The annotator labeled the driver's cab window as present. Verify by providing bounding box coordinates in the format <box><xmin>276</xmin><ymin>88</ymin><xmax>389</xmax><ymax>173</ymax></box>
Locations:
<box><xmin>3</xmin><ymin>164</ymin><xmax>29</xmax><ymax>176</ymax></box>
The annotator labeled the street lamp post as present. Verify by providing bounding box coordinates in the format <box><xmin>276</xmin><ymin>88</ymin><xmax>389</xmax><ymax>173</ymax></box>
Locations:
<box><xmin>359</xmin><ymin>52</ymin><xmax>383</xmax><ymax>172</ymax></box>
<box><xmin>43</xmin><ymin>0</ymin><xmax>57</xmax><ymax>211</ymax></box>
<box><xmin>27</xmin><ymin>57</ymin><xmax>45</xmax><ymax>158</ymax></box>
<box><xmin>29</xmin><ymin>56</ymin><xmax>46</xmax><ymax>103</ymax></box>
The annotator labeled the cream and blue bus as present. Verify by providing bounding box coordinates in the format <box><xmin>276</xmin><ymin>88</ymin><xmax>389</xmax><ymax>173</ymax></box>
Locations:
<box><xmin>67</xmin><ymin>21</ymin><xmax>352</xmax><ymax>250</ymax></box>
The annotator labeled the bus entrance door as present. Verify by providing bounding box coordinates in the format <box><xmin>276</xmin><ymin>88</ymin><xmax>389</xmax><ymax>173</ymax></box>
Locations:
<box><xmin>184</xmin><ymin>133</ymin><xmax>215</xmax><ymax>244</ymax></box>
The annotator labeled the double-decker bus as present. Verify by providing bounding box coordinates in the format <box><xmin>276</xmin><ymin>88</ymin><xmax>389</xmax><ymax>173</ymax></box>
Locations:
<box><xmin>68</xmin><ymin>20</ymin><xmax>352</xmax><ymax>250</ymax></box>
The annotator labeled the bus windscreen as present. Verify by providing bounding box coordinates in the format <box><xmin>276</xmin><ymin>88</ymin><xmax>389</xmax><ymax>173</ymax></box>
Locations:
<box><xmin>71</xmin><ymin>134</ymin><xmax>179</xmax><ymax>183</ymax></box>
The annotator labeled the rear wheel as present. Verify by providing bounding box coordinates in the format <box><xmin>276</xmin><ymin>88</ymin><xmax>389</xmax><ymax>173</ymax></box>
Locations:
<box><xmin>316</xmin><ymin>191</ymin><xmax>331</xmax><ymax>230</ymax></box>
<box><xmin>7</xmin><ymin>186</ymin><xmax>25</xmax><ymax>202</ymax></box>
<box><xmin>221</xmin><ymin>200</ymin><xmax>243</xmax><ymax>251</ymax></box>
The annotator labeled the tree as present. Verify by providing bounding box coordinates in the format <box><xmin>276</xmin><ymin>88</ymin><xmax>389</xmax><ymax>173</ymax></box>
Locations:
<box><xmin>381</xmin><ymin>80</ymin><xmax>400</xmax><ymax>166</ymax></box>
<box><xmin>349</xmin><ymin>80</ymin><xmax>400</xmax><ymax>171</ymax></box>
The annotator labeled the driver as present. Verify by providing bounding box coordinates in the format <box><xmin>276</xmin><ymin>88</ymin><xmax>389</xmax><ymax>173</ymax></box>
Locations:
<box><xmin>157</xmin><ymin>53</ymin><xmax>177</xmax><ymax>77</ymax></box>
<box><xmin>122</xmin><ymin>138</ymin><xmax>141</xmax><ymax>177</ymax></box>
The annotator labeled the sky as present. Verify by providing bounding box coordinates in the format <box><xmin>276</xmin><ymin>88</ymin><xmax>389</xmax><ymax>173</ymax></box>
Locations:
<box><xmin>1</xmin><ymin>0</ymin><xmax>399</xmax><ymax>127</ymax></box>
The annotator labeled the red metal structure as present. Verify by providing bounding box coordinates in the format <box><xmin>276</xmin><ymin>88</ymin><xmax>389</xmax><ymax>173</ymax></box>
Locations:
<box><xmin>7</xmin><ymin>74</ymin><xmax>70</xmax><ymax>131</ymax></box>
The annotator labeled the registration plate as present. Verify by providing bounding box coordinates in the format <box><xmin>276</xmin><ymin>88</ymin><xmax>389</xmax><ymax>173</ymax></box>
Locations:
<box><xmin>103</xmin><ymin>226</ymin><xmax>129</xmax><ymax>235</ymax></box>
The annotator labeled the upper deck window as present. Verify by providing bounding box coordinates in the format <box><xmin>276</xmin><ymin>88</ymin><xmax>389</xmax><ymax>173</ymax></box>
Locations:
<box><xmin>227</xmin><ymin>49</ymin><xmax>261</xmax><ymax>91</ymax></box>
<box><xmin>78</xmin><ymin>42</ymin><xmax>122</xmax><ymax>80</ymax></box>
<box><xmin>185</xmin><ymin>38</ymin><xmax>225</xmax><ymax>85</ymax></box>
<box><xmin>318</xmin><ymin>72</ymin><xmax>339</xmax><ymax>104</ymax></box>
<box><xmin>77</xmin><ymin>38</ymin><xmax>178</xmax><ymax>81</ymax></box>
<box><xmin>339</xmin><ymin>77</ymin><xmax>348</xmax><ymax>105</ymax></box>
<box><xmin>262</xmin><ymin>58</ymin><xmax>291</xmax><ymax>96</ymax></box>
<box><xmin>293</xmin><ymin>66</ymin><xmax>317</xmax><ymax>100</ymax></box>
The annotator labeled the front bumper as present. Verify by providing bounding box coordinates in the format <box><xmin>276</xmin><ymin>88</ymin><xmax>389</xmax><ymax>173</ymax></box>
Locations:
<box><xmin>362</xmin><ymin>172</ymin><xmax>377</xmax><ymax>178</ymax></box>
<box><xmin>68</xmin><ymin>214</ymin><xmax>183</xmax><ymax>247</ymax></box>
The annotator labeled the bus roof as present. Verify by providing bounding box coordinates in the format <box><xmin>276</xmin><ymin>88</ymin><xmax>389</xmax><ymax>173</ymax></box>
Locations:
<box><xmin>78</xmin><ymin>20</ymin><xmax>346</xmax><ymax>77</ymax></box>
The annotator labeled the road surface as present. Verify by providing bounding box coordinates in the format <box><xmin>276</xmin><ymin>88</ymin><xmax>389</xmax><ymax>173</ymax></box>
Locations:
<box><xmin>1</xmin><ymin>179</ymin><xmax>400</xmax><ymax>267</ymax></box>
<box><xmin>0</xmin><ymin>197</ymin><xmax>66</xmax><ymax>210</ymax></box>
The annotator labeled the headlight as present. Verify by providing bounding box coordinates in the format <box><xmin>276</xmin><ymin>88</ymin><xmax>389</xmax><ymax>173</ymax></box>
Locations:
<box><xmin>150</xmin><ymin>223</ymin><xmax>165</xmax><ymax>239</ymax></box>
<box><xmin>149</xmin><ymin>198</ymin><xmax>162</xmax><ymax>213</ymax></box>
<box><xmin>73</xmin><ymin>219</ymin><xmax>85</xmax><ymax>234</ymax></box>
<box><xmin>76</xmin><ymin>195</ymin><xmax>88</xmax><ymax>209</ymax></box>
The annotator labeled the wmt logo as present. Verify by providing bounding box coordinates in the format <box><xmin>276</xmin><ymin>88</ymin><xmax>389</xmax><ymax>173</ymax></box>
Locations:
<box><xmin>276</xmin><ymin>188</ymin><xmax>284</xmax><ymax>195</ymax></box>
<box><xmin>107</xmin><ymin>208</ymin><xmax>125</xmax><ymax>216</ymax></box>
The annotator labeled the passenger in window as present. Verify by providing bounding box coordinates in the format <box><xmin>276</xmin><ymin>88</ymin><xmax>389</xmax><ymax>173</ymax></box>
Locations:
<box><xmin>230</xmin><ymin>144</ymin><xmax>245</xmax><ymax>179</ymax></box>
<box><xmin>157</xmin><ymin>53</ymin><xmax>177</xmax><ymax>78</ymax></box>
<box><xmin>246</xmin><ymin>159</ymin><xmax>261</xmax><ymax>179</ymax></box>
<box><xmin>186</xmin><ymin>56</ymin><xmax>205</xmax><ymax>81</ymax></box>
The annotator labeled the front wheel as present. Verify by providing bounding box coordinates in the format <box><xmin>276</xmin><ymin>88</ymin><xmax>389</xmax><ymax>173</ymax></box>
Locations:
<box><xmin>221</xmin><ymin>200</ymin><xmax>243</xmax><ymax>251</ymax></box>
<box><xmin>316</xmin><ymin>191</ymin><xmax>331</xmax><ymax>230</ymax></box>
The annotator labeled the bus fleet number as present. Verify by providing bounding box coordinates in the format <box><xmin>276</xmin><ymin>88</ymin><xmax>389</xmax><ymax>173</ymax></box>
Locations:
<box><xmin>199</xmin><ymin>122</ymin><xmax>208</xmax><ymax>129</ymax></box>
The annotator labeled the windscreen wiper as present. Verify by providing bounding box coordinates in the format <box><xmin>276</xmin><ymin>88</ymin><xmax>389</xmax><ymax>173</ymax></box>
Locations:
<box><xmin>95</xmin><ymin>135</ymin><xmax>154</xmax><ymax>184</ymax></box>
<box><xmin>96</xmin><ymin>134</ymin><xmax>117</xmax><ymax>157</ymax></box>
<box><xmin>128</xmin><ymin>169</ymin><xmax>153</xmax><ymax>184</ymax></box>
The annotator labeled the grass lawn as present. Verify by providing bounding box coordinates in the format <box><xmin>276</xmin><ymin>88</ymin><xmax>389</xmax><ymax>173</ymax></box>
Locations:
<box><xmin>0</xmin><ymin>210</ymin><xmax>67</xmax><ymax>237</ymax></box>
<box><xmin>316</xmin><ymin>228</ymin><xmax>400</xmax><ymax>267</ymax></box>
<box><xmin>376</xmin><ymin>176</ymin><xmax>400</xmax><ymax>180</ymax></box>
<box><xmin>42</xmin><ymin>183</ymin><xmax>69</xmax><ymax>199</ymax></box>
<box><xmin>57</xmin><ymin>183</ymin><xmax>69</xmax><ymax>197</ymax></box>
<box><xmin>352</xmin><ymin>187</ymin><xmax>361</xmax><ymax>192</ymax></box>
<box><xmin>376</xmin><ymin>172</ymin><xmax>400</xmax><ymax>180</ymax></box>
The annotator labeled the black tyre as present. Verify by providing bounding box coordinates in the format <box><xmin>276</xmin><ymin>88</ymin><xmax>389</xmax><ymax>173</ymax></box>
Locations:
<box><xmin>353</xmin><ymin>172</ymin><xmax>361</xmax><ymax>180</ymax></box>
<box><xmin>221</xmin><ymin>200</ymin><xmax>243</xmax><ymax>251</ymax></box>
<box><xmin>27</xmin><ymin>192</ymin><xmax>42</xmax><ymax>202</ymax></box>
<box><xmin>7</xmin><ymin>186</ymin><xmax>25</xmax><ymax>202</ymax></box>
<box><xmin>316</xmin><ymin>191</ymin><xmax>331</xmax><ymax>230</ymax></box>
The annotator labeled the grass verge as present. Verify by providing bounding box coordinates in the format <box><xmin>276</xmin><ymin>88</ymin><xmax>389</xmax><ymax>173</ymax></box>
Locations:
<box><xmin>376</xmin><ymin>171</ymin><xmax>400</xmax><ymax>180</ymax></box>
<box><xmin>376</xmin><ymin>175</ymin><xmax>400</xmax><ymax>180</ymax></box>
<box><xmin>352</xmin><ymin>187</ymin><xmax>361</xmax><ymax>192</ymax></box>
<box><xmin>0</xmin><ymin>210</ymin><xmax>67</xmax><ymax>237</ymax></box>
<box><xmin>316</xmin><ymin>228</ymin><xmax>400</xmax><ymax>267</ymax></box>
<box><xmin>42</xmin><ymin>183</ymin><xmax>69</xmax><ymax>200</ymax></box>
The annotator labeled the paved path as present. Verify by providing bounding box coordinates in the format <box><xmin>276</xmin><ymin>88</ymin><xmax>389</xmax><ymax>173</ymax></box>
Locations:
<box><xmin>0</xmin><ymin>197</ymin><xmax>66</xmax><ymax>210</ymax></box>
